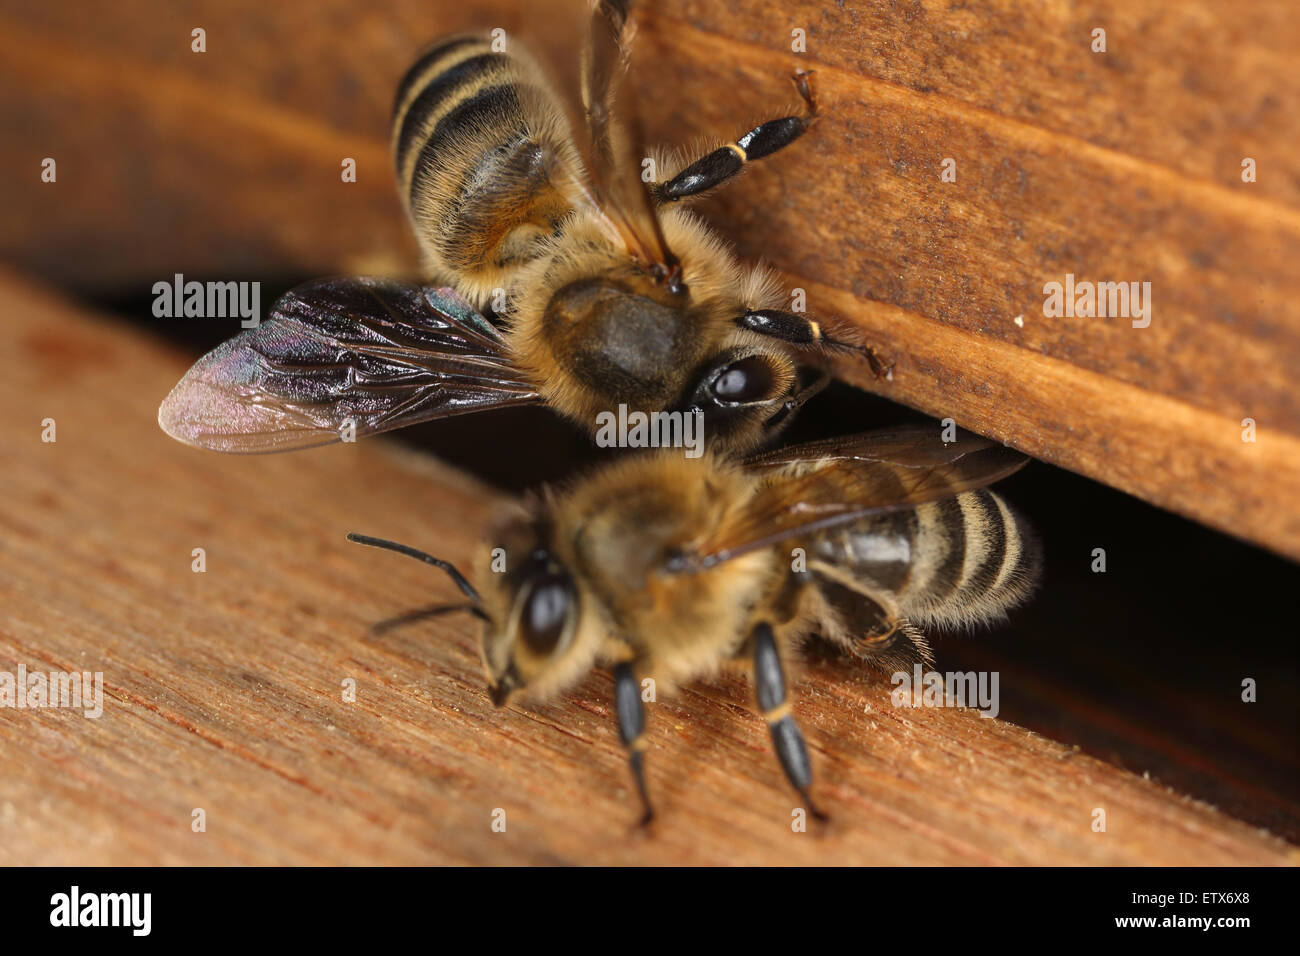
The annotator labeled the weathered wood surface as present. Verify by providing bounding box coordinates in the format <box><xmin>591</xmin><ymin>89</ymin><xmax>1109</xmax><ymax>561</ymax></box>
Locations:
<box><xmin>0</xmin><ymin>1</ymin><xmax>1297</xmax><ymax>560</ymax></box>
<box><xmin>0</xmin><ymin>272</ymin><xmax>1293</xmax><ymax>865</ymax></box>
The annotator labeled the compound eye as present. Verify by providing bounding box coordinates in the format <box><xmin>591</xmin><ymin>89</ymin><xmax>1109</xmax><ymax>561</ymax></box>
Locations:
<box><xmin>518</xmin><ymin>571</ymin><xmax>573</xmax><ymax>656</ymax></box>
<box><xmin>710</xmin><ymin>355</ymin><xmax>776</xmax><ymax>404</ymax></box>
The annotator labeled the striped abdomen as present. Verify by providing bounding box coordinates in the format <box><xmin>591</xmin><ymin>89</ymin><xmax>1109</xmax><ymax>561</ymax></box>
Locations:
<box><xmin>391</xmin><ymin>36</ymin><xmax>573</xmax><ymax>300</ymax></box>
<box><xmin>812</xmin><ymin>489</ymin><xmax>1039</xmax><ymax>630</ymax></box>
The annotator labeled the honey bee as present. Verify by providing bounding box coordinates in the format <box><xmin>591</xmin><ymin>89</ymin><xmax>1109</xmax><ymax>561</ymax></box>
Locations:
<box><xmin>349</xmin><ymin>426</ymin><xmax>1039</xmax><ymax>823</ymax></box>
<box><xmin>158</xmin><ymin>0</ymin><xmax>881</xmax><ymax>457</ymax></box>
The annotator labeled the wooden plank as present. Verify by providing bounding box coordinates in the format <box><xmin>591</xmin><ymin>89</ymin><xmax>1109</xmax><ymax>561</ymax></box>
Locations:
<box><xmin>0</xmin><ymin>271</ymin><xmax>1293</xmax><ymax>865</ymax></box>
<box><xmin>0</xmin><ymin>0</ymin><xmax>1296</xmax><ymax>550</ymax></box>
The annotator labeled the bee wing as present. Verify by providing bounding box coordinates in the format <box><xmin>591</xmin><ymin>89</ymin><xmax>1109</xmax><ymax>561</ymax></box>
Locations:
<box><xmin>158</xmin><ymin>277</ymin><xmax>541</xmax><ymax>453</ymax></box>
<box><xmin>525</xmin><ymin>0</ymin><xmax>676</xmax><ymax>271</ymax></box>
<box><xmin>742</xmin><ymin>424</ymin><xmax>1027</xmax><ymax>473</ymax></box>
<box><xmin>682</xmin><ymin>426</ymin><xmax>1029</xmax><ymax>569</ymax></box>
<box><xmin>580</xmin><ymin>0</ymin><xmax>676</xmax><ymax>268</ymax></box>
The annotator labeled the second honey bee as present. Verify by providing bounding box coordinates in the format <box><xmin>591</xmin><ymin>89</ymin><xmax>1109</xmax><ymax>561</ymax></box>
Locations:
<box><xmin>159</xmin><ymin>0</ymin><xmax>878</xmax><ymax>458</ymax></box>
<box><xmin>350</xmin><ymin>426</ymin><xmax>1040</xmax><ymax>823</ymax></box>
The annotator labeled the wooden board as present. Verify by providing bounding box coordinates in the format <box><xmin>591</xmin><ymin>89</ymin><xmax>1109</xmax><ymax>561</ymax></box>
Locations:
<box><xmin>0</xmin><ymin>0</ymin><xmax>1297</xmax><ymax>561</ymax></box>
<box><xmin>0</xmin><ymin>271</ymin><xmax>1293</xmax><ymax>865</ymax></box>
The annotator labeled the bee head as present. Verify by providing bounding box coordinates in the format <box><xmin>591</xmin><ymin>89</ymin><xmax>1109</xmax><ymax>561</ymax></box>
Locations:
<box><xmin>677</xmin><ymin>346</ymin><xmax>804</xmax><ymax>453</ymax></box>
<box><xmin>476</xmin><ymin>512</ymin><xmax>593</xmax><ymax>707</ymax></box>
<box><xmin>537</xmin><ymin>277</ymin><xmax>804</xmax><ymax>453</ymax></box>
<box><xmin>514</xmin><ymin>206</ymin><xmax>823</xmax><ymax>454</ymax></box>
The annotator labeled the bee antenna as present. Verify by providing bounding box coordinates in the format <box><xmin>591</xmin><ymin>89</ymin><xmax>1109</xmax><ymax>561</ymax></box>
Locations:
<box><xmin>346</xmin><ymin>533</ymin><xmax>482</xmax><ymax>603</ymax></box>
<box><xmin>371</xmin><ymin>603</ymin><xmax>490</xmax><ymax>634</ymax></box>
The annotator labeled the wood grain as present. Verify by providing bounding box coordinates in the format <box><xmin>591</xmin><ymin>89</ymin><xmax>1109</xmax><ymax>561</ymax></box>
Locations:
<box><xmin>0</xmin><ymin>271</ymin><xmax>1293</xmax><ymax>865</ymax></box>
<box><xmin>0</xmin><ymin>1</ymin><xmax>1297</xmax><ymax>559</ymax></box>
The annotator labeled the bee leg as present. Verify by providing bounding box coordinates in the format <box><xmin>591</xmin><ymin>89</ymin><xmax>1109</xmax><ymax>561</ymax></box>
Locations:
<box><xmin>734</xmin><ymin>309</ymin><xmax>895</xmax><ymax>381</ymax></box>
<box><xmin>788</xmin><ymin>367</ymin><xmax>830</xmax><ymax>407</ymax></box>
<box><xmin>613</xmin><ymin>661</ymin><xmax>655</xmax><ymax>827</ymax></box>
<box><xmin>763</xmin><ymin>368</ymin><xmax>830</xmax><ymax>432</ymax></box>
<box><xmin>752</xmin><ymin>622</ymin><xmax>828</xmax><ymax>820</ymax></box>
<box><xmin>654</xmin><ymin>69</ymin><xmax>819</xmax><ymax>203</ymax></box>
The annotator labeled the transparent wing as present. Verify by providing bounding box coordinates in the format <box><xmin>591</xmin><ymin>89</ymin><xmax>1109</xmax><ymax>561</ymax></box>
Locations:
<box><xmin>158</xmin><ymin>277</ymin><xmax>540</xmax><ymax>453</ymax></box>
<box><xmin>680</xmin><ymin>426</ymin><xmax>1029</xmax><ymax>569</ymax></box>
<box><xmin>523</xmin><ymin>0</ymin><xmax>677</xmax><ymax>275</ymax></box>
<box><xmin>581</xmin><ymin>0</ymin><xmax>676</xmax><ymax>270</ymax></box>
<box><xmin>742</xmin><ymin>425</ymin><xmax>1026</xmax><ymax>473</ymax></box>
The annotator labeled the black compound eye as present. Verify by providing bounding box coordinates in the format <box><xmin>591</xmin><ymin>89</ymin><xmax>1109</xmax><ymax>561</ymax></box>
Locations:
<box><xmin>518</xmin><ymin>571</ymin><xmax>573</xmax><ymax>656</ymax></box>
<box><xmin>710</xmin><ymin>355</ymin><xmax>775</xmax><ymax>404</ymax></box>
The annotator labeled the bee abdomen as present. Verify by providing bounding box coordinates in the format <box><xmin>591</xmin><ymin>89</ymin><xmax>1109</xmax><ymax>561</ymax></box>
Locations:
<box><xmin>392</xmin><ymin>36</ymin><xmax>517</xmax><ymax>197</ymax></box>
<box><xmin>392</xmin><ymin>36</ymin><xmax>570</xmax><ymax>294</ymax></box>
<box><xmin>902</xmin><ymin>490</ymin><xmax>1038</xmax><ymax>628</ymax></box>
